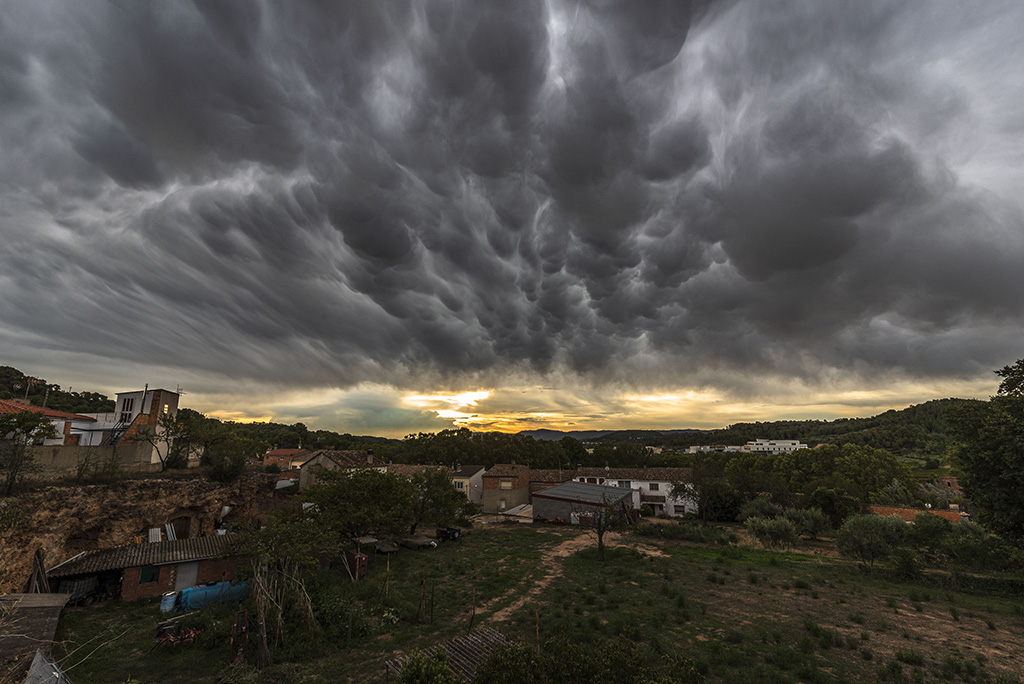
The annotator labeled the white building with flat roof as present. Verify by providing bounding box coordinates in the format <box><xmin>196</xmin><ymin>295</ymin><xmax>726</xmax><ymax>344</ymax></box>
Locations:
<box><xmin>688</xmin><ymin>439</ymin><xmax>808</xmax><ymax>455</ymax></box>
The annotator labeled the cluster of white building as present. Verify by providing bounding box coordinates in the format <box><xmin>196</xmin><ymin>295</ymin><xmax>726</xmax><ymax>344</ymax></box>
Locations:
<box><xmin>687</xmin><ymin>438</ymin><xmax>808</xmax><ymax>455</ymax></box>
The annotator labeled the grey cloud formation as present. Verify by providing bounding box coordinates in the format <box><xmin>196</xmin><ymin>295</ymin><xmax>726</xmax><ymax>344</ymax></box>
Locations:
<box><xmin>2</xmin><ymin>0</ymin><xmax>1024</xmax><ymax>402</ymax></box>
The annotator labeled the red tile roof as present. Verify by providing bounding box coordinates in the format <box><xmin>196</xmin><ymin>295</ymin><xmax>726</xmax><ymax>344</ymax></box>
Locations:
<box><xmin>0</xmin><ymin>398</ymin><xmax>95</xmax><ymax>421</ymax></box>
<box><xmin>305</xmin><ymin>449</ymin><xmax>382</xmax><ymax>468</ymax></box>
<box><xmin>483</xmin><ymin>464</ymin><xmax>529</xmax><ymax>477</ymax></box>
<box><xmin>265</xmin><ymin>448</ymin><xmax>309</xmax><ymax>457</ymax></box>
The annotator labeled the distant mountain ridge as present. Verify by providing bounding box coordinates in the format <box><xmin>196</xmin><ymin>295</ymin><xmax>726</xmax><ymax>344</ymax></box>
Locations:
<box><xmin>519</xmin><ymin>427</ymin><xmax>714</xmax><ymax>442</ymax></box>
<box><xmin>518</xmin><ymin>398</ymin><xmax>979</xmax><ymax>459</ymax></box>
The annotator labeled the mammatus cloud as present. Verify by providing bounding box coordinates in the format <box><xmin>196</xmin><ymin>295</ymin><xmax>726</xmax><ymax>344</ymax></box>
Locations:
<box><xmin>2</xmin><ymin>1</ymin><xmax>1023</xmax><ymax>432</ymax></box>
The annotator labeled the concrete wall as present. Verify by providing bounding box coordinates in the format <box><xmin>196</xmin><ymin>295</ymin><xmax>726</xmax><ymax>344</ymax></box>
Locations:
<box><xmin>26</xmin><ymin>444</ymin><xmax>160</xmax><ymax>476</ymax></box>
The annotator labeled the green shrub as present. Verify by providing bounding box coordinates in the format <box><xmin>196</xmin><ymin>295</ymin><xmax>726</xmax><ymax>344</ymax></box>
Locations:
<box><xmin>736</xmin><ymin>498</ymin><xmax>783</xmax><ymax>523</ymax></box>
<box><xmin>746</xmin><ymin>516</ymin><xmax>799</xmax><ymax>549</ymax></box>
<box><xmin>783</xmin><ymin>508</ymin><xmax>832</xmax><ymax>539</ymax></box>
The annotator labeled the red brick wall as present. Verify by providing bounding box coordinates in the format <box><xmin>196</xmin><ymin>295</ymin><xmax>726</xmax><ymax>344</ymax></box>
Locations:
<box><xmin>195</xmin><ymin>557</ymin><xmax>246</xmax><ymax>585</ymax></box>
<box><xmin>482</xmin><ymin>469</ymin><xmax>530</xmax><ymax>490</ymax></box>
<box><xmin>122</xmin><ymin>564</ymin><xmax>175</xmax><ymax>601</ymax></box>
<box><xmin>120</xmin><ymin>556</ymin><xmax>247</xmax><ymax>601</ymax></box>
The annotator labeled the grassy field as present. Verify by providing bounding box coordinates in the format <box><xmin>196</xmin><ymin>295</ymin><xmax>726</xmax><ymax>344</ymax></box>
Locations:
<box><xmin>52</xmin><ymin>523</ymin><xmax>1024</xmax><ymax>683</ymax></box>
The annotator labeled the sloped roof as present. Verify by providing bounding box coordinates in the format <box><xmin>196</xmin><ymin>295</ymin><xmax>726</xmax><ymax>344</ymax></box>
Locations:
<box><xmin>529</xmin><ymin>469</ymin><xmax>576</xmax><ymax>483</ymax></box>
<box><xmin>47</xmin><ymin>535</ymin><xmax>244</xmax><ymax>579</ymax></box>
<box><xmin>483</xmin><ymin>464</ymin><xmax>529</xmax><ymax>477</ymax></box>
<box><xmin>532</xmin><ymin>481</ymin><xmax>632</xmax><ymax>506</ymax></box>
<box><xmin>0</xmin><ymin>398</ymin><xmax>95</xmax><ymax>422</ymax></box>
<box><xmin>386</xmin><ymin>463</ymin><xmax>450</xmax><ymax>476</ymax></box>
<box><xmin>452</xmin><ymin>465</ymin><xmax>485</xmax><ymax>479</ymax></box>
<box><xmin>575</xmin><ymin>467</ymin><xmax>691</xmax><ymax>482</ymax></box>
<box><xmin>0</xmin><ymin>594</ymin><xmax>71</xmax><ymax>683</ymax></box>
<box><xmin>265</xmin><ymin>448</ymin><xmax>308</xmax><ymax>458</ymax></box>
<box><xmin>304</xmin><ymin>449</ymin><xmax>381</xmax><ymax>468</ymax></box>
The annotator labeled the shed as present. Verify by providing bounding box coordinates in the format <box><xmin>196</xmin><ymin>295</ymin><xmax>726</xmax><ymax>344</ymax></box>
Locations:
<box><xmin>47</xmin><ymin>535</ymin><xmax>246</xmax><ymax>602</ymax></box>
<box><xmin>531</xmin><ymin>481</ymin><xmax>633</xmax><ymax>524</ymax></box>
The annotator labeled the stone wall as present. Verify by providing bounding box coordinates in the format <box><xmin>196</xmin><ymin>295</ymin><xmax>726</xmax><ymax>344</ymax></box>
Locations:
<box><xmin>0</xmin><ymin>472</ymin><xmax>277</xmax><ymax>593</ymax></box>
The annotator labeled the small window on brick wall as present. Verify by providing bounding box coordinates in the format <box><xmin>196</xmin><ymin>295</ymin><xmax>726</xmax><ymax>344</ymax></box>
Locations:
<box><xmin>139</xmin><ymin>566</ymin><xmax>160</xmax><ymax>584</ymax></box>
<box><xmin>499</xmin><ymin>480</ymin><xmax>512</xmax><ymax>490</ymax></box>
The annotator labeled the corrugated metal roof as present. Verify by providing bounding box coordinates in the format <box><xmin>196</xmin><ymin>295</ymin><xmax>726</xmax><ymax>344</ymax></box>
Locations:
<box><xmin>47</xmin><ymin>535</ymin><xmax>243</xmax><ymax>579</ymax></box>
<box><xmin>531</xmin><ymin>481</ymin><xmax>632</xmax><ymax>506</ymax></box>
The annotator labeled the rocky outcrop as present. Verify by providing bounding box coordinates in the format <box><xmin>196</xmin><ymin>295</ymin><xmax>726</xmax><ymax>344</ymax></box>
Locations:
<box><xmin>0</xmin><ymin>472</ymin><xmax>278</xmax><ymax>593</ymax></box>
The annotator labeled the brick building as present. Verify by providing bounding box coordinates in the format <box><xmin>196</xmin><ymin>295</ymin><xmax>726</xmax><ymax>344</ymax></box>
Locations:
<box><xmin>481</xmin><ymin>464</ymin><xmax>531</xmax><ymax>513</ymax></box>
<box><xmin>47</xmin><ymin>535</ymin><xmax>246</xmax><ymax>602</ymax></box>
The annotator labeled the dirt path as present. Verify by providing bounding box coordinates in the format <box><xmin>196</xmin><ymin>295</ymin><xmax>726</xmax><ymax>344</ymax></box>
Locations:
<box><xmin>482</xmin><ymin>529</ymin><xmax>666</xmax><ymax>622</ymax></box>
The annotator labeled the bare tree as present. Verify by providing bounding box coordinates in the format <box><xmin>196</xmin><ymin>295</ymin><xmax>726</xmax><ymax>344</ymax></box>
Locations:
<box><xmin>573</xmin><ymin>495</ymin><xmax>631</xmax><ymax>562</ymax></box>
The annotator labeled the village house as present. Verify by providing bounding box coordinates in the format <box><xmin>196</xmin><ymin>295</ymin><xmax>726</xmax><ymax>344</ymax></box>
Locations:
<box><xmin>688</xmin><ymin>438</ymin><xmax>808</xmax><ymax>455</ymax></box>
<box><xmin>481</xmin><ymin>464</ymin><xmax>531</xmax><ymax>514</ymax></box>
<box><xmin>451</xmin><ymin>465</ymin><xmax>485</xmax><ymax>504</ymax></box>
<box><xmin>573</xmin><ymin>467</ymin><xmax>696</xmax><ymax>517</ymax></box>
<box><xmin>263</xmin><ymin>447</ymin><xmax>310</xmax><ymax>471</ymax></box>
<box><xmin>298</xmin><ymin>449</ymin><xmax>385</xmax><ymax>490</ymax></box>
<box><xmin>0</xmin><ymin>397</ymin><xmax>97</xmax><ymax>446</ymax></box>
<box><xmin>46</xmin><ymin>535</ymin><xmax>245</xmax><ymax>602</ymax></box>
<box><xmin>75</xmin><ymin>388</ymin><xmax>181</xmax><ymax>453</ymax></box>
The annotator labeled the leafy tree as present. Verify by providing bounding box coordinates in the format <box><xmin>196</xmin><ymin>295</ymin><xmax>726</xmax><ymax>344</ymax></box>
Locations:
<box><xmin>675</xmin><ymin>453</ymin><xmax>742</xmax><ymax>523</ymax></box>
<box><xmin>303</xmin><ymin>469</ymin><xmax>417</xmax><ymax>544</ymax></box>
<box><xmin>400</xmin><ymin>649</ymin><xmax>458</xmax><ymax>684</ymax></box>
<box><xmin>205</xmin><ymin>433</ymin><xmax>259</xmax><ymax>482</ymax></box>
<box><xmin>951</xmin><ymin>361</ymin><xmax>1024</xmax><ymax>541</ymax></box>
<box><xmin>745</xmin><ymin>516</ymin><xmax>799</xmax><ymax>549</ymax></box>
<box><xmin>836</xmin><ymin>514</ymin><xmax>906</xmax><ymax>570</ymax></box>
<box><xmin>995</xmin><ymin>358</ymin><xmax>1024</xmax><ymax>397</ymax></box>
<box><xmin>407</xmin><ymin>468</ymin><xmax>477</xmax><ymax>535</ymax></box>
<box><xmin>804</xmin><ymin>485</ymin><xmax>862</xmax><ymax>528</ymax></box>
<box><xmin>0</xmin><ymin>410</ymin><xmax>57</xmax><ymax>495</ymax></box>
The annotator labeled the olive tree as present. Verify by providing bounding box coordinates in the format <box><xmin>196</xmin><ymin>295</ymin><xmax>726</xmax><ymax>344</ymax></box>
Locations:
<box><xmin>836</xmin><ymin>514</ymin><xmax>906</xmax><ymax>570</ymax></box>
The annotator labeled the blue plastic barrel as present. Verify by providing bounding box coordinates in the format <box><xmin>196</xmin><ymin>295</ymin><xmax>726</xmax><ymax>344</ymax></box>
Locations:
<box><xmin>160</xmin><ymin>591</ymin><xmax>177</xmax><ymax>613</ymax></box>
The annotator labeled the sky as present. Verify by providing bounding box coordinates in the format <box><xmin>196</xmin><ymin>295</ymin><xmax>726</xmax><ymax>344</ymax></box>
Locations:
<box><xmin>2</xmin><ymin>1</ymin><xmax>1023</xmax><ymax>438</ymax></box>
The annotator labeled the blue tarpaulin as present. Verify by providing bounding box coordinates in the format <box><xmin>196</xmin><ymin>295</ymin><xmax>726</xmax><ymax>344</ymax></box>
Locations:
<box><xmin>177</xmin><ymin>581</ymin><xmax>248</xmax><ymax>611</ymax></box>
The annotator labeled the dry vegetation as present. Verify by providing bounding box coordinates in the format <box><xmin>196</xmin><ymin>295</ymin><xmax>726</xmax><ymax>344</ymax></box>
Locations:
<box><xmin>53</xmin><ymin>521</ymin><xmax>1024</xmax><ymax>683</ymax></box>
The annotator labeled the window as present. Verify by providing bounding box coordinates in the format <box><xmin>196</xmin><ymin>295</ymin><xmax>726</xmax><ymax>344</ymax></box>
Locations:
<box><xmin>162</xmin><ymin>404</ymin><xmax>169</xmax><ymax>414</ymax></box>
<box><xmin>139</xmin><ymin>566</ymin><xmax>160</xmax><ymax>584</ymax></box>
<box><xmin>649</xmin><ymin>483</ymin><xmax>660</xmax><ymax>491</ymax></box>
<box><xmin>499</xmin><ymin>480</ymin><xmax>512</xmax><ymax>490</ymax></box>
<box><xmin>499</xmin><ymin>498</ymin><xmax>506</xmax><ymax>510</ymax></box>
<box><xmin>618</xmin><ymin>481</ymin><xmax>631</xmax><ymax>489</ymax></box>
<box><xmin>455</xmin><ymin>481</ymin><xmax>464</xmax><ymax>490</ymax></box>
<box><xmin>120</xmin><ymin>397</ymin><xmax>135</xmax><ymax>424</ymax></box>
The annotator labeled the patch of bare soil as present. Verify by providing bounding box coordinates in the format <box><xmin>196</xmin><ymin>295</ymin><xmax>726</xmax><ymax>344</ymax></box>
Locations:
<box><xmin>482</xmin><ymin>528</ymin><xmax>665</xmax><ymax>623</ymax></box>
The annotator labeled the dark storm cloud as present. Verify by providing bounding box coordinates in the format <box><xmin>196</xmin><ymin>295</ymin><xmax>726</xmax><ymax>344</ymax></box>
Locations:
<box><xmin>2</xmin><ymin>0</ymin><xmax>1024</xmax><ymax>394</ymax></box>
